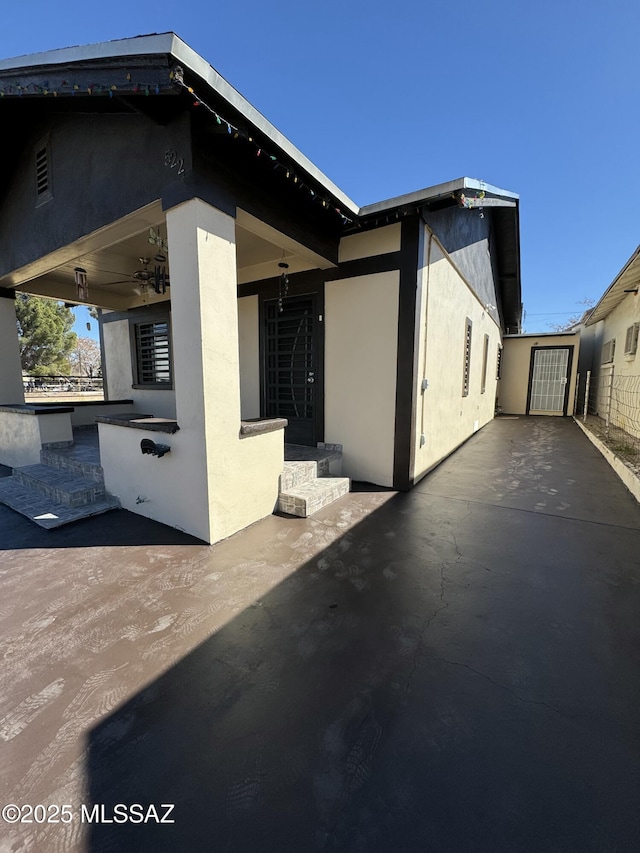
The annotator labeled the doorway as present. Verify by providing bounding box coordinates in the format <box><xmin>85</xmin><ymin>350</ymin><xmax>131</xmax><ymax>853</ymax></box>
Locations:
<box><xmin>526</xmin><ymin>346</ymin><xmax>574</xmax><ymax>415</ymax></box>
<box><xmin>263</xmin><ymin>293</ymin><xmax>323</xmax><ymax>445</ymax></box>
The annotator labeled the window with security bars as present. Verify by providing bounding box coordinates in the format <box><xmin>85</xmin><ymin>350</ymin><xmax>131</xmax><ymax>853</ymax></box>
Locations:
<box><xmin>134</xmin><ymin>321</ymin><xmax>172</xmax><ymax>386</ymax></box>
<box><xmin>35</xmin><ymin>137</ymin><xmax>53</xmax><ymax>206</ymax></box>
<box><xmin>462</xmin><ymin>318</ymin><xmax>472</xmax><ymax>396</ymax></box>
<box><xmin>624</xmin><ymin>324</ymin><xmax>639</xmax><ymax>356</ymax></box>
<box><xmin>602</xmin><ymin>338</ymin><xmax>616</xmax><ymax>364</ymax></box>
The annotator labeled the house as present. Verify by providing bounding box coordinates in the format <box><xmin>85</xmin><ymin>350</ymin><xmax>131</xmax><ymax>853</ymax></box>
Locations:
<box><xmin>577</xmin><ymin>246</ymin><xmax>640</xmax><ymax>435</ymax></box>
<box><xmin>0</xmin><ymin>34</ymin><xmax>522</xmax><ymax>544</ymax></box>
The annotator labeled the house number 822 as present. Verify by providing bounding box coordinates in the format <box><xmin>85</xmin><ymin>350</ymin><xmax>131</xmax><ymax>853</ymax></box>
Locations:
<box><xmin>164</xmin><ymin>149</ymin><xmax>185</xmax><ymax>175</ymax></box>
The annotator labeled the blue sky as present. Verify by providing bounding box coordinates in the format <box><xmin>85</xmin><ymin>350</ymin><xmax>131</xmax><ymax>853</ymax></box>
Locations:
<box><xmin>2</xmin><ymin>0</ymin><xmax>638</xmax><ymax>334</ymax></box>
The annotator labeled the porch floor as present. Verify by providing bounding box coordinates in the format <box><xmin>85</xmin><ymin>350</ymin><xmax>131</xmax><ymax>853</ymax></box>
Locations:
<box><xmin>1</xmin><ymin>418</ymin><xmax>640</xmax><ymax>851</ymax></box>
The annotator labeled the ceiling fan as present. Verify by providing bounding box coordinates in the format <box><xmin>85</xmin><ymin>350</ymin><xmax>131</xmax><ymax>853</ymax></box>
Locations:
<box><xmin>99</xmin><ymin>258</ymin><xmax>170</xmax><ymax>294</ymax></box>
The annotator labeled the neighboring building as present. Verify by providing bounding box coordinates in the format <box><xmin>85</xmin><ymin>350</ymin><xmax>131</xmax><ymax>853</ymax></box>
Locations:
<box><xmin>499</xmin><ymin>332</ymin><xmax>580</xmax><ymax>417</ymax></box>
<box><xmin>0</xmin><ymin>34</ymin><xmax>522</xmax><ymax>543</ymax></box>
<box><xmin>579</xmin><ymin>247</ymin><xmax>640</xmax><ymax>435</ymax></box>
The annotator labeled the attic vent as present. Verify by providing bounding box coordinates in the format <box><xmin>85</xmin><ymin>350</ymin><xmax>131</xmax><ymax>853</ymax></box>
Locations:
<box><xmin>35</xmin><ymin>139</ymin><xmax>52</xmax><ymax>205</ymax></box>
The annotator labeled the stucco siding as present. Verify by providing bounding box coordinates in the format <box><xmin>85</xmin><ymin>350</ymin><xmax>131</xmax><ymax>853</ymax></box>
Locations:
<box><xmin>238</xmin><ymin>294</ymin><xmax>260</xmax><ymax>419</ymax></box>
<box><xmin>422</xmin><ymin>207</ymin><xmax>500</xmax><ymax>319</ymax></box>
<box><xmin>0</xmin><ymin>297</ymin><xmax>24</xmax><ymax>404</ymax></box>
<box><xmin>412</xmin><ymin>237</ymin><xmax>499</xmax><ymax>482</ymax></box>
<box><xmin>325</xmin><ymin>271</ymin><xmax>399</xmax><ymax>487</ymax></box>
<box><xmin>338</xmin><ymin>224</ymin><xmax>402</xmax><ymax>263</ymax></box>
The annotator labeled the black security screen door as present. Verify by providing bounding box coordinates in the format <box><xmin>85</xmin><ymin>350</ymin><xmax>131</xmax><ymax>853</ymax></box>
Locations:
<box><xmin>264</xmin><ymin>294</ymin><xmax>318</xmax><ymax>445</ymax></box>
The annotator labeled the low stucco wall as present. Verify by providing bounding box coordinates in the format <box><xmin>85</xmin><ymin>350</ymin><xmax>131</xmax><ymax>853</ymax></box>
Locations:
<box><xmin>0</xmin><ymin>409</ymin><xmax>72</xmax><ymax>467</ymax></box>
<box><xmin>499</xmin><ymin>334</ymin><xmax>580</xmax><ymax>415</ymax></box>
<box><xmin>69</xmin><ymin>402</ymin><xmax>136</xmax><ymax>427</ymax></box>
<box><xmin>99</xmin><ymin>422</ymin><xmax>284</xmax><ymax>542</ymax></box>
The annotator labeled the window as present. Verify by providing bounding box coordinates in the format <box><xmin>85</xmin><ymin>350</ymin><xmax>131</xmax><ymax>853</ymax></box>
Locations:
<box><xmin>35</xmin><ymin>136</ymin><xmax>53</xmax><ymax>206</ymax></box>
<box><xmin>624</xmin><ymin>323</ymin><xmax>639</xmax><ymax>356</ymax></box>
<box><xmin>481</xmin><ymin>334</ymin><xmax>490</xmax><ymax>394</ymax></box>
<box><xmin>462</xmin><ymin>318</ymin><xmax>472</xmax><ymax>397</ymax></box>
<box><xmin>496</xmin><ymin>344</ymin><xmax>503</xmax><ymax>380</ymax></box>
<box><xmin>134</xmin><ymin>320</ymin><xmax>172</xmax><ymax>386</ymax></box>
<box><xmin>601</xmin><ymin>338</ymin><xmax>616</xmax><ymax>364</ymax></box>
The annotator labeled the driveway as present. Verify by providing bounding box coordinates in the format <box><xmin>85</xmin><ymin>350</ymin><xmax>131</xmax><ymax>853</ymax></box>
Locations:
<box><xmin>1</xmin><ymin>417</ymin><xmax>639</xmax><ymax>852</ymax></box>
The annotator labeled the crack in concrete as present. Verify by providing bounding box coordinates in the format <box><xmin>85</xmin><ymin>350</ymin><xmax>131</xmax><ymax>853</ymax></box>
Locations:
<box><xmin>432</xmin><ymin>656</ymin><xmax>581</xmax><ymax>719</ymax></box>
<box><xmin>403</xmin><ymin>564</ymin><xmax>451</xmax><ymax>702</ymax></box>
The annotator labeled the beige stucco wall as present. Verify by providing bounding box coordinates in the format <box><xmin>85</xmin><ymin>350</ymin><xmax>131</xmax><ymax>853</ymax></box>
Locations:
<box><xmin>591</xmin><ymin>293</ymin><xmax>640</xmax><ymax>436</ymax></box>
<box><xmin>100</xmin><ymin>199</ymin><xmax>284</xmax><ymax>543</ymax></box>
<box><xmin>498</xmin><ymin>334</ymin><xmax>580</xmax><ymax>416</ymax></box>
<box><xmin>102</xmin><ymin>318</ymin><xmax>176</xmax><ymax>419</ymax></box>
<box><xmin>338</xmin><ymin>223</ymin><xmax>401</xmax><ymax>263</ymax></box>
<box><xmin>100</xmin><ymin>423</ymin><xmax>283</xmax><ymax>541</ymax></box>
<box><xmin>0</xmin><ymin>298</ymin><xmax>25</xmax><ymax>405</ymax></box>
<box><xmin>238</xmin><ymin>294</ymin><xmax>260</xmax><ymax>419</ymax></box>
<box><xmin>412</xmin><ymin>237</ymin><xmax>500</xmax><ymax>482</ymax></box>
<box><xmin>599</xmin><ymin>292</ymin><xmax>640</xmax><ymax>378</ymax></box>
<box><xmin>325</xmin><ymin>271</ymin><xmax>399</xmax><ymax>486</ymax></box>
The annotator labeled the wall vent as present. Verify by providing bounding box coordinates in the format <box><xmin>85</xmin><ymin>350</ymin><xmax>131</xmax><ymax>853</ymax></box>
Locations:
<box><xmin>624</xmin><ymin>323</ymin><xmax>639</xmax><ymax>356</ymax></box>
<box><xmin>35</xmin><ymin>138</ymin><xmax>52</xmax><ymax>205</ymax></box>
<box><xmin>462</xmin><ymin>317</ymin><xmax>473</xmax><ymax>397</ymax></box>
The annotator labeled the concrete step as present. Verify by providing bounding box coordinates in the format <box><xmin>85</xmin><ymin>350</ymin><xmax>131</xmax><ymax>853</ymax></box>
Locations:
<box><xmin>278</xmin><ymin>477</ymin><xmax>351</xmax><ymax>518</ymax></box>
<box><xmin>279</xmin><ymin>461</ymin><xmax>319</xmax><ymax>491</ymax></box>
<box><xmin>13</xmin><ymin>464</ymin><xmax>106</xmax><ymax>508</ymax></box>
<box><xmin>0</xmin><ymin>477</ymin><xmax>120</xmax><ymax>529</ymax></box>
<box><xmin>40</xmin><ymin>447</ymin><xmax>104</xmax><ymax>483</ymax></box>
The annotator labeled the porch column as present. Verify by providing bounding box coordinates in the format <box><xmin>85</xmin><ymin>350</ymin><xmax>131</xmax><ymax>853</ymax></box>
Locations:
<box><xmin>167</xmin><ymin>198</ymin><xmax>269</xmax><ymax>543</ymax></box>
<box><xmin>0</xmin><ymin>290</ymin><xmax>25</xmax><ymax>404</ymax></box>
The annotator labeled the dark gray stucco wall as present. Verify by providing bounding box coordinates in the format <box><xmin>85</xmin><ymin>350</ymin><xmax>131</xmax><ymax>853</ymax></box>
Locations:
<box><xmin>0</xmin><ymin>111</ymin><xmax>191</xmax><ymax>278</ymax></box>
<box><xmin>423</xmin><ymin>207</ymin><xmax>499</xmax><ymax>314</ymax></box>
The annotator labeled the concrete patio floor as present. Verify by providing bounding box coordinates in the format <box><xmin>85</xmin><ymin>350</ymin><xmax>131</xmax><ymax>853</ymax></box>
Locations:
<box><xmin>1</xmin><ymin>417</ymin><xmax>639</xmax><ymax>852</ymax></box>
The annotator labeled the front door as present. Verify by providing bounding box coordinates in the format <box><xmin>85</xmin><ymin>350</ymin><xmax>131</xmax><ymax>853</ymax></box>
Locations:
<box><xmin>527</xmin><ymin>346</ymin><xmax>573</xmax><ymax>415</ymax></box>
<box><xmin>264</xmin><ymin>293</ymin><xmax>321</xmax><ymax>445</ymax></box>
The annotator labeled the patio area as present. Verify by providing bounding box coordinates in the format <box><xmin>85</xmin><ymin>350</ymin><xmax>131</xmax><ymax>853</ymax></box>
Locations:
<box><xmin>1</xmin><ymin>416</ymin><xmax>639</xmax><ymax>852</ymax></box>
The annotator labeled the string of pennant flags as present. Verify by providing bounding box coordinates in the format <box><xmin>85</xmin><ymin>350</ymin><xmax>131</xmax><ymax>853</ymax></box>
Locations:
<box><xmin>170</xmin><ymin>69</ymin><xmax>354</xmax><ymax>226</ymax></box>
<box><xmin>0</xmin><ymin>64</ymin><xmax>354</xmax><ymax>225</ymax></box>
<box><xmin>0</xmin><ymin>65</ymin><xmax>487</xmax><ymax>227</ymax></box>
<box><xmin>0</xmin><ymin>71</ymin><xmax>169</xmax><ymax>98</ymax></box>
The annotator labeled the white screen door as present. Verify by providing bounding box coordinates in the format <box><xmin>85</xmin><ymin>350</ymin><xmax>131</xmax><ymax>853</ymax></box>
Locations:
<box><xmin>529</xmin><ymin>348</ymin><xmax>570</xmax><ymax>413</ymax></box>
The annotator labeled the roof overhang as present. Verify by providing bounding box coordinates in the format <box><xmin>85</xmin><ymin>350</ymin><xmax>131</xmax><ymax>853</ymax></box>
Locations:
<box><xmin>1</xmin><ymin>35</ymin><xmax>522</xmax><ymax>328</ymax></box>
<box><xmin>586</xmin><ymin>246</ymin><xmax>640</xmax><ymax>325</ymax></box>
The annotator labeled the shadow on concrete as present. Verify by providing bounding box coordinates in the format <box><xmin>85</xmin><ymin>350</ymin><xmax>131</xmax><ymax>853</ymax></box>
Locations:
<box><xmin>82</xmin><ymin>420</ymin><xmax>640</xmax><ymax>852</ymax></box>
<box><xmin>0</xmin><ymin>504</ymin><xmax>206</xmax><ymax>549</ymax></box>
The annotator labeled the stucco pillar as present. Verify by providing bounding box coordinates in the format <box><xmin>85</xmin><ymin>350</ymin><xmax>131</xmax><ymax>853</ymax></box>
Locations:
<box><xmin>0</xmin><ymin>293</ymin><xmax>25</xmax><ymax>404</ymax></box>
<box><xmin>166</xmin><ymin>198</ymin><xmax>242</xmax><ymax>542</ymax></box>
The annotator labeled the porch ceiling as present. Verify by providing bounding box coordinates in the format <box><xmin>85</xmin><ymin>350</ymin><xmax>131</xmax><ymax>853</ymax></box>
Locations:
<box><xmin>3</xmin><ymin>204</ymin><xmax>327</xmax><ymax>310</ymax></box>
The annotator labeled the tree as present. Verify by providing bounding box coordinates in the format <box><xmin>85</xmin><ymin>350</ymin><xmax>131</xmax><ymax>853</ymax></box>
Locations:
<box><xmin>69</xmin><ymin>337</ymin><xmax>102</xmax><ymax>377</ymax></box>
<box><xmin>15</xmin><ymin>294</ymin><xmax>77</xmax><ymax>375</ymax></box>
<box><xmin>547</xmin><ymin>298</ymin><xmax>595</xmax><ymax>332</ymax></box>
